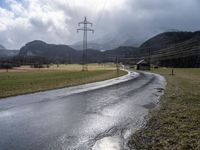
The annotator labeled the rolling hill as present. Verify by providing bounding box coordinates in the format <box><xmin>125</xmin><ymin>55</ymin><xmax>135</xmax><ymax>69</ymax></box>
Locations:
<box><xmin>19</xmin><ymin>40</ymin><xmax>81</xmax><ymax>63</ymax></box>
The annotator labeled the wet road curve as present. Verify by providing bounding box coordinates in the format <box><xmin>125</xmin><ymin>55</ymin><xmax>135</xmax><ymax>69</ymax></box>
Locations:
<box><xmin>0</xmin><ymin>71</ymin><xmax>165</xmax><ymax>150</ymax></box>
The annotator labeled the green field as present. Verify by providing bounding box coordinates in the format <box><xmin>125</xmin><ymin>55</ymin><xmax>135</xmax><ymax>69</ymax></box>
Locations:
<box><xmin>128</xmin><ymin>68</ymin><xmax>200</xmax><ymax>150</ymax></box>
<box><xmin>0</xmin><ymin>64</ymin><xmax>126</xmax><ymax>98</ymax></box>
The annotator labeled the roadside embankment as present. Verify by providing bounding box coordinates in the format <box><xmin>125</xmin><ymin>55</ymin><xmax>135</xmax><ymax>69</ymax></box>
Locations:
<box><xmin>128</xmin><ymin>68</ymin><xmax>200</xmax><ymax>150</ymax></box>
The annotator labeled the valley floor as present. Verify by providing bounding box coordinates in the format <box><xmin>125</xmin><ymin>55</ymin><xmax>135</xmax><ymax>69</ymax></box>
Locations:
<box><xmin>0</xmin><ymin>64</ymin><xmax>126</xmax><ymax>98</ymax></box>
<box><xmin>128</xmin><ymin>68</ymin><xmax>200</xmax><ymax>150</ymax></box>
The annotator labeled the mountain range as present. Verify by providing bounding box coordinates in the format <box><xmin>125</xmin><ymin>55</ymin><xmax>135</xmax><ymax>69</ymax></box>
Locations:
<box><xmin>0</xmin><ymin>31</ymin><xmax>200</xmax><ymax>67</ymax></box>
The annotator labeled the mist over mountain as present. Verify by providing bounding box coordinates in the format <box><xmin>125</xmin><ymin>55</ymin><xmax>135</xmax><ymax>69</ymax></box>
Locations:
<box><xmin>0</xmin><ymin>44</ymin><xmax>19</xmax><ymax>58</ymax></box>
<box><xmin>70</xmin><ymin>42</ymin><xmax>103</xmax><ymax>51</ymax></box>
<box><xmin>0</xmin><ymin>49</ymin><xmax>19</xmax><ymax>58</ymax></box>
<box><xmin>71</xmin><ymin>33</ymin><xmax>146</xmax><ymax>50</ymax></box>
<box><xmin>0</xmin><ymin>45</ymin><xmax>6</xmax><ymax>50</ymax></box>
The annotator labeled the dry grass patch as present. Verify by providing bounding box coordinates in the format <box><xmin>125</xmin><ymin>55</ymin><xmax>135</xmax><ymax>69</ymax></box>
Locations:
<box><xmin>128</xmin><ymin>68</ymin><xmax>200</xmax><ymax>150</ymax></box>
<box><xmin>0</xmin><ymin>69</ymin><xmax>126</xmax><ymax>98</ymax></box>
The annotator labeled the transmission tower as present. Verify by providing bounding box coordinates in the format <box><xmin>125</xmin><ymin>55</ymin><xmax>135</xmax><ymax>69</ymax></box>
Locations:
<box><xmin>77</xmin><ymin>17</ymin><xmax>94</xmax><ymax>71</ymax></box>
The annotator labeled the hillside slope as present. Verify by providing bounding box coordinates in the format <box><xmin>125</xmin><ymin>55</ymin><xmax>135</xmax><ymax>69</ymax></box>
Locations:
<box><xmin>140</xmin><ymin>31</ymin><xmax>200</xmax><ymax>51</ymax></box>
<box><xmin>19</xmin><ymin>40</ymin><xmax>80</xmax><ymax>63</ymax></box>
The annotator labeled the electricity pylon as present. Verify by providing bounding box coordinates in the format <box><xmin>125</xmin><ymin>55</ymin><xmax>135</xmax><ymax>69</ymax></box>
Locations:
<box><xmin>77</xmin><ymin>17</ymin><xmax>94</xmax><ymax>71</ymax></box>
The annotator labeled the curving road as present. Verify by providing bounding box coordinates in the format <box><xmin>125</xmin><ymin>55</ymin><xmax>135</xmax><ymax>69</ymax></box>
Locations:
<box><xmin>0</xmin><ymin>71</ymin><xmax>165</xmax><ymax>150</ymax></box>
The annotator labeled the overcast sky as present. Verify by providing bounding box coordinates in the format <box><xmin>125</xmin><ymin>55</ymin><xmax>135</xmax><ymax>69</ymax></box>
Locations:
<box><xmin>0</xmin><ymin>0</ymin><xmax>200</xmax><ymax>49</ymax></box>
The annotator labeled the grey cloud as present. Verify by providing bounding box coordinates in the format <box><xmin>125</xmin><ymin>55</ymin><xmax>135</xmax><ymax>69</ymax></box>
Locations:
<box><xmin>0</xmin><ymin>0</ymin><xmax>200</xmax><ymax>49</ymax></box>
<box><xmin>102</xmin><ymin>0</ymin><xmax>200</xmax><ymax>40</ymax></box>
<box><xmin>30</xmin><ymin>17</ymin><xmax>52</xmax><ymax>32</ymax></box>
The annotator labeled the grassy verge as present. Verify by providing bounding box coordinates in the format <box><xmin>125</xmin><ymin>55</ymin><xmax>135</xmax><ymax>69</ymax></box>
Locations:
<box><xmin>128</xmin><ymin>68</ymin><xmax>200</xmax><ymax>150</ymax></box>
<box><xmin>0</xmin><ymin>70</ymin><xmax>126</xmax><ymax>98</ymax></box>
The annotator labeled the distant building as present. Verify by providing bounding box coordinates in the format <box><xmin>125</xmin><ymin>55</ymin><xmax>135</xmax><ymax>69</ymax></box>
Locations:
<box><xmin>136</xmin><ymin>59</ymin><xmax>150</xmax><ymax>70</ymax></box>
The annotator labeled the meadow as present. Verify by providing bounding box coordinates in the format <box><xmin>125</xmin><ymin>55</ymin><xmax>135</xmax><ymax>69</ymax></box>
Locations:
<box><xmin>0</xmin><ymin>64</ymin><xmax>126</xmax><ymax>98</ymax></box>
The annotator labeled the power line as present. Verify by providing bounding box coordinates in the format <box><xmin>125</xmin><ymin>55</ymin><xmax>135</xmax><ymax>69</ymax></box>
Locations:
<box><xmin>77</xmin><ymin>17</ymin><xmax>94</xmax><ymax>71</ymax></box>
<box><xmin>65</xmin><ymin>0</ymin><xmax>78</xmax><ymax>25</ymax></box>
<box><xmin>93</xmin><ymin>0</ymin><xmax>100</xmax><ymax>20</ymax></box>
<box><xmin>71</xmin><ymin>0</ymin><xmax>79</xmax><ymax>20</ymax></box>
<box><xmin>95</xmin><ymin>0</ymin><xmax>108</xmax><ymax>27</ymax></box>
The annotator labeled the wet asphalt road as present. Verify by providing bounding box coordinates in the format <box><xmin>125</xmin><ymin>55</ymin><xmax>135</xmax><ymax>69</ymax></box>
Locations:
<box><xmin>0</xmin><ymin>71</ymin><xmax>165</xmax><ymax>150</ymax></box>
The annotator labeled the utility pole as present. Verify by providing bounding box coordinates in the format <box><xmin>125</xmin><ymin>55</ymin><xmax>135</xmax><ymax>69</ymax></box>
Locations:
<box><xmin>149</xmin><ymin>48</ymin><xmax>151</xmax><ymax>70</ymax></box>
<box><xmin>77</xmin><ymin>17</ymin><xmax>94</xmax><ymax>71</ymax></box>
<box><xmin>115</xmin><ymin>56</ymin><xmax>120</xmax><ymax>76</ymax></box>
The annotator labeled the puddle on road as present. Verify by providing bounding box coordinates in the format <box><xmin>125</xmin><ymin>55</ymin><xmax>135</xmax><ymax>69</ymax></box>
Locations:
<box><xmin>141</xmin><ymin>102</ymin><xmax>156</xmax><ymax>109</ymax></box>
<box><xmin>93</xmin><ymin>136</ymin><xmax>122</xmax><ymax>150</ymax></box>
